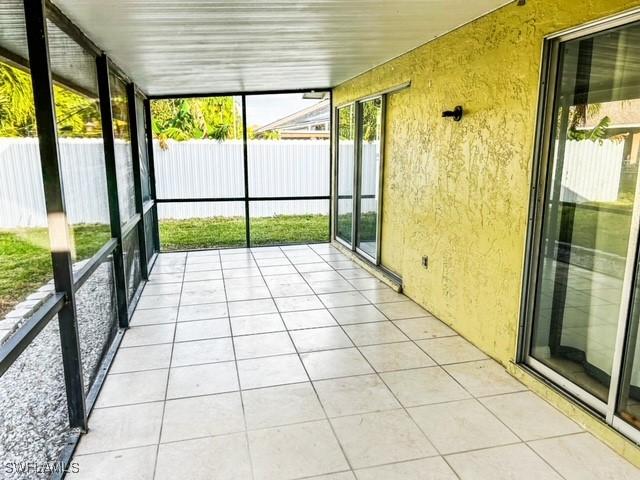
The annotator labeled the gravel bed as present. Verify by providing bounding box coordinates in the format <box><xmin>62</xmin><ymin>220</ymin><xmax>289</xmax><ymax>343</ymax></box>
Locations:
<box><xmin>75</xmin><ymin>260</ymin><xmax>118</xmax><ymax>392</ymax></box>
<box><xmin>0</xmin><ymin>260</ymin><xmax>117</xmax><ymax>480</ymax></box>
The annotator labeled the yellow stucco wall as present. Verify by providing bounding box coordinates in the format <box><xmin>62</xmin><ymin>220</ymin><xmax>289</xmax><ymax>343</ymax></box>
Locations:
<box><xmin>334</xmin><ymin>0</ymin><xmax>640</xmax><ymax>364</ymax></box>
<box><xmin>378</xmin><ymin>91</ymin><xmax>409</xmax><ymax>276</ymax></box>
<box><xmin>333</xmin><ymin>0</ymin><xmax>640</xmax><ymax>463</ymax></box>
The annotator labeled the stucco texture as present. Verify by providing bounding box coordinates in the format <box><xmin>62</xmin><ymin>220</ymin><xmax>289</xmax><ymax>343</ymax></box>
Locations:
<box><xmin>334</xmin><ymin>0</ymin><xmax>640</xmax><ymax>364</ymax></box>
<box><xmin>333</xmin><ymin>0</ymin><xmax>640</xmax><ymax>462</ymax></box>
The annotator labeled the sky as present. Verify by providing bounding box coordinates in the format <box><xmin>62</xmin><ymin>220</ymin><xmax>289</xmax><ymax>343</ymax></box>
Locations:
<box><xmin>244</xmin><ymin>93</ymin><xmax>324</xmax><ymax>127</ymax></box>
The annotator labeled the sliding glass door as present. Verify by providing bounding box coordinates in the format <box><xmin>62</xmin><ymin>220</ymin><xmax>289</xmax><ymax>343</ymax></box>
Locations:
<box><xmin>335</xmin><ymin>96</ymin><xmax>385</xmax><ymax>263</ymax></box>
<box><xmin>524</xmin><ymin>14</ymin><xmax>640</xmax><ymax>438</ymax></box>
<box><xmin>336</xmin><ymin>105</ymin><xmax>355</xmax><ymax>245</ymax></box>
<box><xmin>356</xmin><ymin>97</ymin><xmax>383</xmax><ymax>260</ymax></box>
<box><xmin>619</xmin><ymin>261</ymin><xmax>640</xmax><ymax>430</ymax></box>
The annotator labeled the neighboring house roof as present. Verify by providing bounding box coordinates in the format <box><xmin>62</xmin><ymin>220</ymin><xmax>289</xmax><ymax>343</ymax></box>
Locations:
<box><xmin>256</xmin><ymin>99</ymin><xmax>330</xmax><ymax>137</ymax></box>
<box><xmin>583</xmin><ymin>98</ymin><xmax>640</xmax><ymax>130</ymax></box>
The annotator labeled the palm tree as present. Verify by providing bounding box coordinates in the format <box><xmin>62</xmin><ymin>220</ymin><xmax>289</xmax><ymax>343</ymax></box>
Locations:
<box><xmin>0</xmin><ymin>63</ymin><xmax>37</xmax><ymax>137</ymax></box>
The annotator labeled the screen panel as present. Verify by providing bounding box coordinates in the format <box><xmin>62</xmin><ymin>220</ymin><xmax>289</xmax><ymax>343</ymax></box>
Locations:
<box><xmin>47</xmin><ymin>18</ymin><xmax>112</xmax><ymax>269</ymax></box>
<box><xmin>158</xmin><ymin>201</ymin><xmax>246</xmax><ymax>251</ymax></box>
<box><xmin>0</xmin><ymin>2</ymin><xmax>55</xmax><ymax>320</ymax></box>
<box><xmin>135</xmin><ymin>94</ymin><xmax>152</xmax><ymax>203</ymax></box>
<box><xmin>0</xmin><ymin>319</ymin><xmax>73</xmax><ymax>479</ymax></box>
<box><xmin>123</xmin><ymin>228</ymin><xmax>142</xmax><ymax>301</ymax></box>
<box><xmin>151</xmin><ymin>96</ymin><xmax>244</xmax><ymax>199</ymax></box>
<box><xmin>110</xmin><ymin>72</ymin><xmax>136</xmax><ymax>224</ymax></box>
<box><xmin>75</xmin><ymin>256</ymin><xmax>118</xmax><ymax>393</ymax></box>
<box><xmin>250</xmin><ymin>199</ymin><xmax>329</xmax><ymax>246</ymax></box>
<box><xmin>144</xmin><ymin>207</ymin><xmax>156</xmax><ymax>262</ymax></box>
<box><xmin>246</xmin><ymin>92</ymin><xmax>330</xmax><ymax>198</ymax></box>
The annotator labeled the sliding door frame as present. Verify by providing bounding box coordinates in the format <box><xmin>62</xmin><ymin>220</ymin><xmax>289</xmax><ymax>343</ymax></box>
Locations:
<box><xmin>334</xmin><ymin>102</ymin><xmax>356</xmax><ymax>250</ymax></box>
<box><xmin>354</xmin><ymin>95</ymin><xmax>385</xmax><ymax>264</ymax></box>
<box><xmin>518</xmin><ymin>7</ymin><xmax>640</xmax><ymax>443</ymax></box>
<box><xmin>333</xmin><ymin>82</ymin><xmax>410</xmax><ymax>272</ymax></box>
<box><xmin>334</xmin><ymin>96</ymin><xmax>386</xmax><ymax>265</ymax></box>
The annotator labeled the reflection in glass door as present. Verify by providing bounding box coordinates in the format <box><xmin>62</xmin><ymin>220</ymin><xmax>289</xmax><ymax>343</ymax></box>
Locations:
<box><xmin>336</xmin><ymin>105</ymin><xmax>355</xmax><ymax>245</ymax></box>
<box><xmin>619</xmin><ymin>263</ymin><xmax>640</xmax><ymax>430</ymax></box>
<box><xmin>356</xmin><ymin>97</ymin><xmax>383</xmax><ymax>260</ymax></box>
<box><xmin>526</xmin><ymin>16</ymin><xmax>640</xmax><ymax>425</ymax></box>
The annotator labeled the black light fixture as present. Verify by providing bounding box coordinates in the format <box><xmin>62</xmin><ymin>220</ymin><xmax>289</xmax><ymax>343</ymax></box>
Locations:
<box><xmin>442</xmin><ymin>106</ymin><xmax>463</xmax><ymax>122</ymax></box>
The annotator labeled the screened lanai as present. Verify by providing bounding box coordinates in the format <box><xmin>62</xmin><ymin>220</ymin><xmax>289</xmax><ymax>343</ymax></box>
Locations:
<box><xmin>2</xmin><ymin>0</ymin><xmax>640</xmax><ymax>479</ymax></box>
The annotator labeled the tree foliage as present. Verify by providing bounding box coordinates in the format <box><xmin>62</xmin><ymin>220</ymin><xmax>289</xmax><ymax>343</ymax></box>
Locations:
<box><xmin>0</xmin><ymin>63</ymin><xmax>36</xmax><ymax>137</ymax></box>
<box><xmin>1</xmin><ymin>61</ymin><xmax>284</xmax><ymax>147</ymax></box>
<box><xmin>151</xmin><ymin>97</ymin><xmax>243</xmax><ymax>148</ymax></box>
<box><xmin>361</xmin><ymin>99</ymin><xmax>382</xmax><ymax>142</ymax></box>
<box><xmin>253</xmin><ymin>128</ymin><xmax>281</xmax><ymax>140</ymax></box>
<box><xmin>566</xmin><ymin>103</ymin><xmax>613</xmax><ymax>143</ymax></box>
<box><xmin>337</xmin><ymin>100</ymin><xmax>381</xmax><ymax>142</ymax></box>
<box><xmin>338</xmin><ymin>106</ymin><xmax>354</xmax><ymax>141</ymax></box>
<box><xmin>568</xmin><ymin>115</ymin><xmax>611</xmax><ymax>142</ymax></box>
<box><xmin>1</xmin><ymin>62</ymin><xmax>102</xmax><ymax>138</ymax></box>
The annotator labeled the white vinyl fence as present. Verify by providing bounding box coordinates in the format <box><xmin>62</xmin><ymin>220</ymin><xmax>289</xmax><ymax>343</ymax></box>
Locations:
<box><xmin>154</xmin><ymin>140</ymin><xmax>330</xmax><ymax>219</ymax></box>
<box><xmin>0</xmin><ymin>138</ymin><xmax>331</xmax><ymax>227</ymax></box>
<box><xmin>0</xmin><ymin>137</ymin><xmax>627</xmax><ymax>228</ymax></box>
<box><xmin>557</xmin><ymin>139</ymin><xmax>626</xmax><ymax>203</ymax></box>
<box><xmin>336</xmin><ymin>141</ymin><xmax>379</xmax><ymax>215</ymax></box>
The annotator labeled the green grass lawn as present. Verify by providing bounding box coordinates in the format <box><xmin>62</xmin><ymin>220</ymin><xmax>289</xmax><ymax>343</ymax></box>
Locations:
<box><xmin>0</xmin><ymin>224</ymin><xmax>110</xmax><ymax>318</ymax></box>
<box><xmin>336</xmin><ymin>212</ymin><xmax>377</xmax><ymax>245</ymax></box>
<box><xmin>0</xmin><ymin>215</ymin><xmax>329</xmax><ymax>317</ymax></box>
<box><xmin>558</xmin><ymin>203</ymin><xmax>630</xmax><ymax>257</ymax></box>
<box><xmin>3</xmin><ymin>204</ymin><xmax>627</xmax><ymax>320</ymax></box>
<box><xmin>159</xmin><ymin>214</ymin><xmax>329</xmax><ymax>251</ymax></box>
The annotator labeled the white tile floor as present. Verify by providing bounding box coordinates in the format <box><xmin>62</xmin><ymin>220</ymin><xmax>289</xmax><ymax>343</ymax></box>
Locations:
<box><xmin>68</xmin><ymin>243</ymin><xmax>640</xmax><ymax>480</ymax></box>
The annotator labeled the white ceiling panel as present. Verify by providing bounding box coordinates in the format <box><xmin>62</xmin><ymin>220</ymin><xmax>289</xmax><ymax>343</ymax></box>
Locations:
<box><xmin>51</xmin><ymin>0</ymin><xmax>510</xmax><ymax>95</ymax></box>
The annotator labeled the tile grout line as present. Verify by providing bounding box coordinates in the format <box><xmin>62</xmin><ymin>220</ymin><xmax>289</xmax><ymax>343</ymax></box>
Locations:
<box><xmin>122</xmin><ymin>316</ymin><xmax>456</xmax><ymax>348</ymax></box>
<box><xmin>150</xmin><ymin>250</ymin><xmax>187</xmax><ymax>480</ymax></box>
<box><xmin>72</xmin><ymin>407</ymin><xmax>588</xmax><ymax>466</ymax></box>
<box><xmin>89</xmin><ymin>371</ymin><xmax>528</xmax><ymax>413</ymax></box>
<box><xmin>220</xmin><ymin>254</ymin><xmax>258</xmax><ymax>480</ymax></box>
<box><xmin>94</xmin><ymin>247</ymin><xmax>578</xmax><ymax>478</ymax></box>
<box><xmin>283</xmin><ymin>246</ymin><xmax>419</xmax><ymax>474</ymax></box>
<box><xmin>291</xmin><ymin>258</ymin><xmax>465</xmax><ymax>477</ymax></box>
<box><xmin>317</xmin><ymin>258</ymin><xmax>570</xmax><ymax>478</ymax></box>
<box><xmin>81</xmin><ymin>247</ymin><xmax>586</xmax><ymax>478</ymax></box>
<box><xmin>293</xmin><ymin>249</ymin><xmax>533</xmax><ymax>476</ymax></box>
<box><xmin>257</xmin><ymin>245</ymin><xmax>359</xmax><ymax>477</ymax></box>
